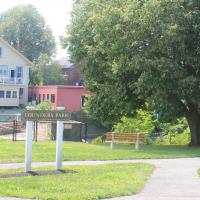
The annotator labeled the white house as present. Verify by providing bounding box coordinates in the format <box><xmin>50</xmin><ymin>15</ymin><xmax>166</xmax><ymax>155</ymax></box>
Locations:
<box><xmin>0</xmin><ymin>37</ymin><xmax>32</xmax><ymax>107</ymax></box>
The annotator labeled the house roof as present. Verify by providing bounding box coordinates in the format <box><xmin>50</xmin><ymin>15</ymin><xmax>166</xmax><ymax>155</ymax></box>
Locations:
<box><xmin>57</xmin><ymin>57</ymin><xmax>72</xmax><ymax>68</ymax></box>
<box><xmin>0</xmin><ymin>37</ymin><xmax>32</xmax><ymax>66</ymax></box>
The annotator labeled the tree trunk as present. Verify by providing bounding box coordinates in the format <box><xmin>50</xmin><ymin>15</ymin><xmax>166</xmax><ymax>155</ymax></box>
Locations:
<box><xmin>186</xmin><ymin>113</ymin><xmax>200</xmax><ymax>146</ymax></box>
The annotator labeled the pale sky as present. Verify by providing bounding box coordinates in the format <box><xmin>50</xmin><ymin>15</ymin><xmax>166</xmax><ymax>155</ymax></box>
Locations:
<box><xmin>0</xmin><ymin>0</ymin><xmax>74</xmax><ymax>59</ymax></box>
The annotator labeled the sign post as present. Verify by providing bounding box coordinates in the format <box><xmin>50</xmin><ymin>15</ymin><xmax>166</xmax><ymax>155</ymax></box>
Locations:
<box><xmin>56</xmin><ymin>121</ymin><xmax>64</xmax><ymax>170</ymax></box>
<box><xmin>25</xmin><ymin>121</ymin><xmax>33</xmax><ymax>172</ymax></box>
<box><xmin>22</xmin><ymin>110</ymin><xmax>70</xmax><ymax>172</ymax></box>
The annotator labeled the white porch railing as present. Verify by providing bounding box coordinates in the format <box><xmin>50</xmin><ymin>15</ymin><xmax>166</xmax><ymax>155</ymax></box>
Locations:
<box><xmin>0</xmin><ymin>76</ymin><xmax>25</xmax><ymax>84</ymax></box>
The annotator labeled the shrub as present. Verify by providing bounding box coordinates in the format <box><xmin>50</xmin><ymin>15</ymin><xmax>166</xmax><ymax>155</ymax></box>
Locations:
<box><xmin>152</xmin><ymin>129</ymin><xmax>190</xmax><ymax>145</ymax></box>
<box><xmin>35</xmin><ymin>102</ymin><xmax>53</xmax><ymax>110</ymax></box>
<box><xmin>150</xmin><ymin>118</ymin><xmax>190</xmax><ymax>145</ymax></box>
<box><xmin>113</xmin><ymin>109</ymin><xmax>156</xmax><ymax>136</ymax></box>
<box><xmin>158</xmin><ymin>118</ymin><xmax>189</xmax><ymax>144</ymax></box>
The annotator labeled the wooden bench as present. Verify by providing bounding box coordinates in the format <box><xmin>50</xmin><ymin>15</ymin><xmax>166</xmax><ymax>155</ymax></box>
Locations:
<box><xmin>105</xmin><ymin>132</ymin><xmax>144</xmax><ymax>150</ymax></box>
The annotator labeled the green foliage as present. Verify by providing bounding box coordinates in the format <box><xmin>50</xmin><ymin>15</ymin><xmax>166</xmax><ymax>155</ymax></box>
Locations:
<box><xmin>71</xmin><ymin>109</ymin><xmax>109</xmax><ymax>133</ymax></box>
<box><xmin>63</xmin><ymin>0</ymin><xmax>200</xmax><ymax>144</ymax></box>
<box><xmin>36</xmin><ymin>102</ymin><xmax>53</xmax><ymax>110</ymax></box>
<box><xmin>153</xmin><ymin>129</ymin><xmax>190</xmax><ymax>146</ymax></box>
<box><xmin>114</xmin><ymin>109</ymin><xmax>156</xmax><ymax>136</ymax></box>
<box><xmin>151</xmin><ymin>118</ymin><xmax>190</xmax><ymax>145</ymax></box>
<box><xmin>62</xmin><ymin>0</ymin><xmax>144</xmax><ymax>125</ymax></box>
<box><xmin>0</xmin><ymin>5</ymin><xmax>55</xmax><ymax>61</ymax></box>
<box><xmin>30</xmin><ymin>54</ymin><xmax>65</xmax><ymax>85</ymax></box>
<box><xmin>159</xmin><ymin>118</ymin><xmax>188</xmax><ymax>137</ymax></box>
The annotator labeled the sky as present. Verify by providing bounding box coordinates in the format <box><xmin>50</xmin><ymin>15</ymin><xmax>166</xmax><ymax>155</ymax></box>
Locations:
<box><xmin>0</xmin><ymin>0</ymin><xmax>74</xmax><ymax>59</ymax></box>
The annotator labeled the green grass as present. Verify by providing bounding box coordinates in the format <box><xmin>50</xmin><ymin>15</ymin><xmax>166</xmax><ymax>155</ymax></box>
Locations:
<box><xmin>0</xmin><ymin>163</ymin><xmax>155</xmax><ymax>200</ymax></box>
<box><xmin>1</xmin><ymin>140</ymin><xmax>200</xmax><ymax>164</ymax></box>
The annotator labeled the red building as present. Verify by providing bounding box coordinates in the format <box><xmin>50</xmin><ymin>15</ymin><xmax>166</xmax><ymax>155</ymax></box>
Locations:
<box><xmin>29</xmin><ymin>85</ymin><xmax>90</xmax><ymax>112</ymax></box>
<box><xmin>58</xmin><ymin>58</ymin><xmax>83</xmax><ymax>86</ymax></box>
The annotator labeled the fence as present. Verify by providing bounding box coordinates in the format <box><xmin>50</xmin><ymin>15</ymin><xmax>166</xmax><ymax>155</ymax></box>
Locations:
<box><xmin>0</xmin><ymin>113</ymin><xmax>23</xmax><ymax>141</ymax></box>
<box><xmin>0</xmin><ymin>120</ymin><xmax>24</xmax><ymax>141</ymax></box>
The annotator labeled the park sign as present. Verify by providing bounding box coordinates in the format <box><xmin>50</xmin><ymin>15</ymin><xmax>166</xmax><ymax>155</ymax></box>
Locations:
<box><xmin>22</xmin><ymin>110</ymin><xmax>70</xmax><ymax>121</ymax></box>
<box><xmin>23</xmin><ymin>110</ymin><xmax>70</xmax><ymax>172</ymax></box>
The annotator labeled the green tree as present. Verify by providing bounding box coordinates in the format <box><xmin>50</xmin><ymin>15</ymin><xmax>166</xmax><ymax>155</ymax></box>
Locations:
<box><xmin>63</xmin><ymin>0</ymin><xmax>200</xmax><ymax>145</ymax></box>
<box><xmin>30</xmin><ymin>54</ymin><xmax>65</xmax><ymax>85</ymax></box>
<box><xmin>0</xmin><ymin>5</ymin><xmax>55</xmax><ymax>61</ymax></box>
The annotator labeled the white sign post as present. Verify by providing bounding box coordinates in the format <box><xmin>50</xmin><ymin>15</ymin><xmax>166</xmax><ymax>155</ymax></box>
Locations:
<box><xmin>25</xmin><ymin>121</ymin><xmax>33</xmax><ymax>172</ymax></box>
<box><xmin>56</xmin><ymin>121</ymin><xmax>64</xmax><ymax>170</ymax></box>
<box><xmin>23</xmin><ymin>110</ymin><xmax>69</xmax><ymax>172</ymax></box>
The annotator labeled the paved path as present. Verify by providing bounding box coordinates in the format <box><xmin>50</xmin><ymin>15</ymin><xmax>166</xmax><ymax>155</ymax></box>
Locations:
<box><xmin>0</xmin><ymin>158</ymin><xmax>200</xmax><ymax>200</ymax></box>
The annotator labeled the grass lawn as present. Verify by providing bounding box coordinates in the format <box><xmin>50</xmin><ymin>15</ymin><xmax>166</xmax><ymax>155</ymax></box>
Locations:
<box><xmin>1</xmin><ymin>140</ymin><xmax>200</xmax><ymax>164</ymax></box>
<box><xmin>0</xmin><ymin>163</ymin><xmax>154</xmax><ymax>200</ymax></box>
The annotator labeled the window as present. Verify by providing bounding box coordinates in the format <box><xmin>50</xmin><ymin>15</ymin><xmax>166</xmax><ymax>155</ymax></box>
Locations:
<box><xmin>16</xmin><ymin>66</ymin><xmax>23</xmax><ymax>78</ymax></box>
<box><xmin>0</xmin><ymin>90</ymin><xmax>4</xmax><ymax>98</ymax></box>
<box><xmin>0</xmin><ymin>65</ymin><xmax>8</xmax><ymax>76</ymax></box>
<box><xmin>39</xmin><ymin>94</ymin><xmax>41</xmax><ymax>103</ymax></box>
<box><xmin>12</xmin><ymin>91</ymin><xmax>17</xmax><ymax>98</ymax></box>
<box><xmin>19</xmin><ymin>88</ymin><xmax>24</xmax><ymax>99</ymax></box>
<box><xmin>33</xmin><ymin>94</ymin><xmax>36</xmax><ymax>100</ymax></box>
<box><xmin>0</xmin><ymin>47</ymin><xmax>2</xmax><ymax>57</ymax></box>
<box><xmin>6</xmin><ymin>91</ymin><xmax>11</xmax><ymax>98</ymax></box>
<box><xmin>51</xmin><ymin>94</ymin><xmax>55</xmax><ymax>103</ymax></box>
<box><xmin>81</xmin><ymin>96</ymin><xmax>85</xmax><ymax>107</ymax></box>
<box><xmin>10</xmin><ymin>70</ymin><xmax>15</xmax><ymax>79</ymax></box>
<box><xmin>43</xmin><ymin>94</ymin><xmax>45</xmax><ymax>101</ymax></box>
<box><xmin>47</xmin><ymin>94</ymin><xmax>49</xmax><ymax>101</ymax></box>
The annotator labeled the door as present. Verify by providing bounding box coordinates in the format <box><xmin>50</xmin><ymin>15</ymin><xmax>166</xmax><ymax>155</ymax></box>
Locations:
<box><xmin>10</xmin><ymin>70</ymin><xmax>15</xmax><ymax>82</ymax></box>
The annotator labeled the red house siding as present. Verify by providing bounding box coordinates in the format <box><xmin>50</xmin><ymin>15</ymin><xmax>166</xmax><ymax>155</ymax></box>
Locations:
<box><xmin>29</xmin><ymin>86</ymin><xmax>87</xmax><ymax>112</ymax></box>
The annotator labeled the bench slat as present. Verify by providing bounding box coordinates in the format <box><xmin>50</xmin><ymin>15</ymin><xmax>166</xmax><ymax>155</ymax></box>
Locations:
<box><xmin>105</xmin><ymin>132</ymin><xmax>144</xmax><ymax>143</ymax></box>
<box><xmin>105</xmin><ymin>141</ymin><xmax>136</xmax><ymax>144</ymax></box>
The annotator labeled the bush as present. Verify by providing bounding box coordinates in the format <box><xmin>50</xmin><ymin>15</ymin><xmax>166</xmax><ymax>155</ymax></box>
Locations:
<box><xmin>35</xmin><ymin>102</ymin><xmax>53</xmax><ymax>110</ymax></box>
<box><xmin>151</xmin><ymin>129</ymin><xmax>190</xmax><ymax>145</ymax></box>
<box><xmin>113</xmin><ymin>109</ymin><xmax>156</xmax><ymax>136</ymax></box>
<box><xmin>150</xmin><ymin>118</ymin><xmax>190</xmax><ymax>145</ymax></box>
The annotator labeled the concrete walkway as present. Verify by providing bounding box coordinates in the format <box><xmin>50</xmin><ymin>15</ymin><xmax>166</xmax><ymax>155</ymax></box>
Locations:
<box><xmin>0</xmin><ymin>158</ymin><xmax>200</xmax><ymax>200</ymax></box>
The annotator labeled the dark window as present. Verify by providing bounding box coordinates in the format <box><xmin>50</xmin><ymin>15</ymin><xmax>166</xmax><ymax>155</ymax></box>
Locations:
<box><xmin>33</xmin><ymin>94</ymin><xmax>36</xmax><ymax>100</ymax></box>
<box><xmin>19</xmin><ymin>88</ymin><xmax>24</xmax><ymax>99</ymax></box>
<box><xmin>51</xmin><ymin>94</ymin><xmax>55</xmax><ymax>103</ymax></box>
<box><xmin>39</xmin><ymin>94</ymin><xmax>41</xmax><ymax>103</ymax></box>
<box><xmin>47</xmin><ymin>94</ymin><xmax>49</xmax><ymax>100</ymax></box>
<box><xmin>43</xmin><ymin>94</ymin><xmax>45</xmax><ymax>101</ymax></box>
<box><xmin>12</xmin><ymin>91</ymin><xmax>17</xmax><ymax>98</ymax></box>
<box><xmin>6</xmin><ymin>91</ymin><xmax>11</xmax><ymax>98</ymax></box>
<box><xmin>0</xmin><ymin>90</ymin><xmax>4</xmax><ymax>98</ymax></box>
<box><xmin>0</xmin><ymin>47</ymin><xmax>2</xmax><ymax>57</ymax></box>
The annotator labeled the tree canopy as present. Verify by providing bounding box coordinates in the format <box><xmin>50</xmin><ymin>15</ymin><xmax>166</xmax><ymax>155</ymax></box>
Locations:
<box><xmin>0</xmin><ymin>5</ymin><xmax>55</xmax><ymax>61</ymax></box>
<box><xmin>63</xmin><ymin>0</ymin><xmax>200</xmax><ymax>145</ymax></box>
<box><xmin>30</xmin><ymin>54</ymin><xmax>65</xmax><ymax>86</ymax></box>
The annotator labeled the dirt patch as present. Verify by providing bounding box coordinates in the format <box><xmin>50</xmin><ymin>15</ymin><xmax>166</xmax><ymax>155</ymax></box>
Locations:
<box><xmin>0</xmin><ymin>169</ymin><xmax>77</xmax><ymax>178</ymax></box>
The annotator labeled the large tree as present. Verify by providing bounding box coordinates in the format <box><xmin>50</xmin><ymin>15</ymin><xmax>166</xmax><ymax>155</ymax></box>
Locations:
<box><xmin>30</xmin><ymin>54</ymin><xmax>65</xmax><ymax>86</ymax></box>
<box><xmin>63</xmin><ymin>0</ymin><xmax>200</xmax><ymax>145</ymax></box>
<box><xmin>0</xmin><ymin>5</ymin><xmax>55</xmax><ymax>61</ymax></box>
